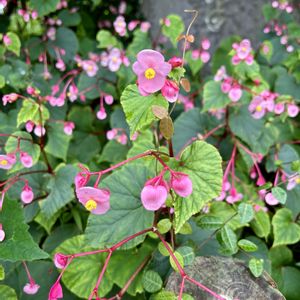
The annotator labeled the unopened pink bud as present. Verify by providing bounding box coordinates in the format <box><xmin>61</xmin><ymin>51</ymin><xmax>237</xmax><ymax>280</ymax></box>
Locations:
<box><xmin>23</xmin><ymin>283</ymin><xmax>40</xmax><ymax>295</ymax></box>
<box><xmin>170</xmin><ymin>172</ymin><xmax>193</xmax><ymax>197</ymax></box>
<box><xmin>48</xmin><ymin>281</ymin><xmax>63</xmax><ymax>300</ymax></box>
<box><xmin>20</xmin><ymin>152</ymin><xmax>33</xmax><ymax>168</ymax></box>
<box><xmin>21</xmin><ymin>185</ymin><xmax>34</xmax><ymax>204</ymax></box>
<box><xmin>54</xmin><ymin>253</ymin><xmax>69</xmax><ymax>269</ymax></box>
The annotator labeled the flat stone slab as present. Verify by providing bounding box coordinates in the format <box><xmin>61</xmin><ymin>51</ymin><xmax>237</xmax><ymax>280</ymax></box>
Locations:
<box><xmin>166</xmin><ymin>256</ymin><xmax>285</xmax><ymax>300</ymax></box>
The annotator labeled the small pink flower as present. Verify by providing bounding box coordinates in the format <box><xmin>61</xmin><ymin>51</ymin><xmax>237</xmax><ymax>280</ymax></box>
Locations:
<box><xmin>274</xmin><ymin>102</ymin><xmax>285</xmax><ymax>114</ymax></box>
<box><xmin>21</xmin><ymin>185</ymin><xmax>34</xmax><ymax>204</ymax></box>
<box><xmin>140</xmin><ymin>21</ymin><xmax>151</xmax><ymax>32</ymax></box>
<box><xmin>228</xmin><ymin>86</ymin><xmax>242</xmax><ymax>102</ymax></box>
<box><xmin>128</xmin><ymin>20</ymin><xmax>140</xmax><ymax>31</ymax></box>
<box><xmin>132</xmin><ymin>49</ymin><xmax>171</xmax><ymax>95</ymax></box>
<box><xmin>20</xmin><ymin>152</ymin><xmax>33</xmax><ymax>168</ymax></box>
<box><xmin>232</xmin><ymin>39</ymin><xmax>253</xmax><ymax>65</ymax></box>
<box><xmin>141</xmin><ymin>175</ymin><xmax>169</xmax><ymax>211</ymax></box>
<box><xmin>168</xmin><ymin>56</ymin><xmax>183</xmax><ymax>68</ymax></box>
<box><xmin>170</xmin><ymin>172</ymin><xmax>193</xmax><ymax>197</ymax></box>
<box><xmin>0</xmin><ymin>224</ymin><xmax>5</xmax><ymax>242</ymax></box>
<box><xmin>287</xmin><ymin>175</ymin><xmax>300</xmax><ymax>190</ymax></box>
<box><xmin>63</xmin><ymin>122</ymin><xmax>75</xmax><ymax>135</ymax></box>
<box><xmin>248</xmin><ymin>96</ymin><xmax>266</xmax><ymax>119</ymax></box>
<box><xmin>265</xmin><ymin>192</ymin><xmax>279</xmax><ymax>206</ymax></box>
<box><xmin>97</xmin><ymin>108</ymin><xmax>107</xmax><ymax>120</ymax></box>
<box><xmin>2</xmin><ymin>93</ymin><xmax>18</xmax><ymax>105</ymax></box>
<box><xmin>201</xmin><ymin>38</ymin><xmax>211</xmax><ymax>50</ymax></box>
<box><xmin>226</xmin><ymin>188</ymin><xmax>243</xmax><ymax>204</ymax></box>
<box><xmin>3</xmin><ymin>34</ymin><xmax>11</xmax><ymax>46</ymax></box>
<box><xmin>82</xmin><ymin>60</ymin><xmax>98</xmax><ymax>77</ymax></box>
<box><xmin>286</xmin><ymin>45</ymin><xmax>294</xmax><ymax>53</ymax></box>
<box><xmin>23</xmin><ymin>283</ymin><xmax>40</xmax><ymax>295</ymax></box>
<box><xmin>67</xmin><ymin>84</ymin><xmax>78</xmax><ymax>102</ymax></box>
<box><xmin>256</xmin><ymin>176</ymin><xmax>266</xmax><ymax>186</ymax></box>
<box><xmin>54</xmin><ymin>253</ymin><xmax>69</xmax><ymax>269</ymax></box>
<box><xmin>161</xmin><ymin>79</ymin><xmax>179</xmax><ymax>103</ymax></box>
<box><xmin>104</xmin><ymin>95</ymin><xmax>114</xmax><ymax>105</ymax></box>
<box><xmin>221</xmin><ymin>78</ymin><xmax>232</xmax><ymax>93</ymax></box>
<box><xmin>287</xmin><ymin>104</ymin><xmax>299</xmax><ymax>117</ymax></box>
<box><xmin>117</xmin><ymin>133</ymin><xmax>127</xmax><ymax>145</ymax></box>
<box><xmin>200</xmin><ymin>51</ymin><xmax>210</xmax><ymax>63</ymax></box>
<box><xmin>106</xmin><ymin>129</ymin><xmax>118</xmax><ymax>140</ymax></box>
<box><xmin>214</xmin><ymin>66</ymin><xmax>227</xmax><ymax>81</ymax></box>
<box><xmin>48</xmin><ymin>281</ymin><xmax>63</xmax><ymax>300</ymax></box>
<box><xmin>31</xmin><ymin>10</ymin><xmax>38</xmax><ymax>19</ymax></box>
<box><xmin>76</xmin><ymin>186</ymin><xmax>110</xmax><ymax>215</ymax></box>
<box><xmin>55</xmin><ymin>59</ymin><xmax>66</xmax><ymax>72</ymax></box>
<box><xmin>108</xmin><ymin>48</ymin><xmax>122</xmax><ymax>72</ymax></box>
<box><xmin>0</xmin><ymin>154</ymin><xmax>16</xmax><ymax>170</ymax></box>
<box><xmin>34</xmin><ymin>125</ymin><xmax>46</xmax><ymax>137</ymax></box>
<box><xmin>74</xmin><ymin>173</ymin><xmax>89</xmax><ymax>189</ymax></box>
<box><xmin>114</xmin><ymin>15</ymin><xmax>126</xmax><ymax>36</ymax></box>
<box><xmin>27</xmin><ymin>86</ymin><xmax>36</xmax><ymax>95</ymax></box>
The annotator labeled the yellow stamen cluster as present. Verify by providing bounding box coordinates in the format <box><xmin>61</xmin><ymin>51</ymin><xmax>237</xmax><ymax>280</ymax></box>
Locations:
<box><xmin>0</xmin><ymin>160</ymin><xmax>8</xmax><ymax>166</ymax></box>
<box><xmin>256</xmin><ymin>105</ymin><xmax>263</xmax><ymax>112</ymax></box>
<box><xmin>85</xmin><ymin>199</ymin><xmax>97</xmax><ymax>211</ymax></box>
<box><xmin>295</xmin><ymin>178</ymin><xmax>300</xmax><ymax>184</ymax></box>
<box><xmin>144</xmin><ymin>68</ymin><xmax>156</xmax><ymax>80</ymax></box>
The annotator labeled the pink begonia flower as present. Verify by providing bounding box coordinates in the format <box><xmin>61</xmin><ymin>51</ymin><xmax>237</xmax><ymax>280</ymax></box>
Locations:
<box><xmin>200</xmin><ymin>51</ymin><xmax>210</xmax><ymax>63</ymax></box>
<box><xmin>34</xmin><ymin>125</ymin><xmax>46</xmax><ymax>137</ymax></box>
<box><xmin>2</xmin><ymin>93</ymin><xmax>19</xmax><ymax>105</ymax></box>
<box><xmin>55</xmin><ymin>59</ymin><xmax>66</xmax><ymax>72</ymax></box>
<box><xmin>104</xmin><ymin>95</ymin><xmax>114</xmax><ymax>105</ymax></box>
<box><xmin>117</xmin><ymin>133</ymin><xmax>127</xmax><ymax>145</ymax></box>
<box><xmin>280</xmin><ymin>35</ymin><xmax>288</xmax><ymax>45</ymax></box>
<box><xmin>114</xmin><ymin>16</ymin><xmax>126</xmax><ymax>36</ymax></box>
<box><xmin>140</xmin><ymin>21</ymin><xmax>151</xmax><ymax>32</ymax></box>
<box><xmin>215</xmin><ymin>181</ymin><xmax>231</xmax><ymax>201</ymax></box>
<box><xmin>63</xmin><ymin>122</ymin><xmax>75</xmax><ymax>135</ymax></box>
<box><xmin>23</xmin><ymin>283</ymin><xmax>40</xmax><ymax>295</ymax></box>
<box><xmin>48</xmin><ymin>281</ymin><xmax>63</xmax><ymax>300</ymax></box>
<box><xmin>265</xmin><ymin>192</ymin><xmax>279</xmax><ymax>206</ymax></box>
<box><xmin>0</xmin><ymin>154</ymin><xmax>16</xmax><ymax>170</ymax></box>
<box><xmin>161</xmin><ymin>79</ymin><xmax>179</xmax><ymax>103</ymax></box>
<box><xmin>67</xmin><ymin>84</ymin><xmax>78</xmax><ymax>102</ymax></box>
<box><xmin>76</xmin><ymin>186</ymin><xmax>110</xmax><ymax>215</ymax></box>
<box><xmin>74</xmin><ymin>173</ymin><xmax>89</xmax><ymax>189</ymax></box>
<box><xmin>228</xmin><ymin>86</ymin><xmax>242</xmax><ymax>102</ymax></box>
<box><xmin>201</xmin><ymin>38</ymin><xmax>211</xmax><ymax>50</ymax></box>
<box><xmin>287</xmin><ymin>103</ymin><xmax>299</xmax><ymax>117</ymax></box>
<box><xmin>47</xmin><ymin>27</ymin><xmax>56</xmax><ymax>40</ymax></box>
<box><xmin>226</xmin><ymin>188</ymin><xmax>243</xmax><ymax>204</ymax></box>
<box><xmin>3</xmin><ymin>34</ymin><xmax>11</xmax><ymax>46</ymax></box>
<box><xmin>274</xmin><ymin>102</ymin><xmax>285</xmax><ymax>114</ymax></box>
<box><xmin>214</xmin><ymin>66</ymin><xmax>227</xmax><ymax>81</ymax></box>
<box><xmin>170</xmin><ymin>172</ymin><xmax>193</xmax><ymax>197</ymax></box>
<box><xmin>54</xmin><ymin>253</ymin><xmax>69</xmax><ymax>269</ymax></box>
<box><xmin>248</xmin><ymin>96</ymin><xmax>266</xmax><ymax>119</ymax></box>
<box><xmin>100</xmin><ymin>52</ymin><xmax>109</xmax><ymax>67</ymax></box>
<box><xmin>108</xmin><ymin>48</ymin><xmax>122</xmax><ymax>72</ymax></box>
<box><xmin>25</xmin><ymin>121</ymin><xmax>35</xmax><ymax>133</ymax></box>
<box><xmin>256</xmin><ymin>176</ymin><xmax>266</xmax><ymax>186</ymax></box>
<box><xmin>287</xmin><ymin>175</ymin><xmax>300</xmax><ymax>190</ymax></box>
<box><xmin>0</xmin><ymin>224</ymin><xmax>5</xmax><ymax>242</ymax></box>
<box><xmin>118</xmin><ymin>1</ymin><xmax>126</xmax><ymax>14</ymax></box>
<box><xmin>82</xmin><ymin>60</ymin><xmax>98</xmax><ymax>77</ymax></box>
<box><xmin>21</xmin><ymin>185</ymin><xmax>34</xmax><ymax>204</ymax></box>
<box><xmin>106</xmin><ymin>129</ymin><xmax>118</xmax><ymax>140</ymax></box>
<box><xmin>31</xmin><ymin>10</ymin><xmax>38</xmax><ymax>19</ymax></box>
<box><xmin>128</xmin><ymin>20</ymin><xmax>140</xmax><ymax>31</ymax></box>
<box><xmin>286</xmin><ymin>45</ymin><xmax>294</xmax><ymax>53</ymax></box>
<box><xmin>232</xmin><ymin>39</ymin><xmax>254</xmax><ymax>65</ymax></box>
<box><xmin>26</xmin><ymin>86</ymin><xmax>36</xmax><ymax>95</ymax></box>
<box><xmin>97</xmin><ymin>108</ymin><xmax>107</xmax><ymax>120</ymax></box>
<box><xmin>20</xmin><ymin>152</ymin><xmax>33</xmax><ymax>168</ymax></box>
<box><xmin>133</xmin><ymin>49</ymin><xmax>171</xmax><ymax>95</ymax></box>
<box><xmin>141</xmin><ymin>175</ymin><xmax>169</xmax><ymax>211</ymax></box>
<box><xmin>168</xmin><ymin>56</ymin><xmax>183</xmax><ymax>68</ymax></box>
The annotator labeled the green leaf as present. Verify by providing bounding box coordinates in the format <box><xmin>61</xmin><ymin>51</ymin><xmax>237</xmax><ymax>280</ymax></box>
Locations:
<box><xmin>120</xmin><ymin>84</ymin><xmax>168</xmax><ymax>137</ymax></box>
<box><xmin>127</xmin><ymin>130</ymin><xmax>155</xmax><ymax>159</ymax></box>
<box><xmin>238</xmin><ymin>203</ymin><xmax>254</xmax><ymax>224</ymax></box>
<box><xmin>0</xmin><ymin>264</ymin><xmax>5</xmax><ymax>280</ymax></box>
<box><xmin>269</xmin><ymin>246</ymin><xmax>293</xmax><ymax>268</ymax></box>
<box><xmin>174</xmin><ymin>141</ymin><xmax>223</xmax><ymax>232</ymax></box>
<box><xmin>85</xmin><ymin>164</ymin><xmax>155</xmax><ymax>249</ymax></box>
<box><xmin>34</xmin><ymin>209</ymin><xmax>60</xmax><ymax>234</ymax></box>
<box><xmin>281</xmin><ymin>267</ymin><xmax>300</xmax><ymax>300</ymax></box>
<box><xmin>178</xmin><ymin>222</ymin><xmax>192</xmax><ymax>235</ymax></box>
<box><xmin>55</xmin><ymin>235</ymin><xmax>113</xmax><ymax>298</ymax></box>
<box><xmin>158</xmin><ymin>241</ymin><xmax>172</xmax><ymax>257</ymax></box>
<box><xmin>168</xmin><ymin>67</ymin><xmax>186</xmax><ymax>82</ymax></box>
<box><xmin>0</xmin><ymin>285</ymin><xmax>17</xmax><ymax>299</ymax></box>
<box><xmin>157</xmin><ymin>218</ymin><xmax>172</xmax><ymax>234</ymax></box>
<box><xmin>96</xmin><ymin>30</ymin><xmax>118</xmax><ymax>48</ymax></box>
<box><xmin>0</xmin><ymin>199</ymin><xmax>48</xmax><ymax>261</ymax></box>
<box><xmin>218</xmin><ymin>225</ymin><xmax>238</xmax><ymax>255</ymax></box>
<box><xmin>176</xmin><ymin>246</ymin><xmax>195</xmax><ymax>265</ymax></box>
<box><xmin>5</xmin><ymin>131</ymin><xmax>41</xmax><ymax>173</ymax></box>
<box><xmin>272</xmin><ymin>208</ymin><xmax>300</xmax><ymax>247</ymax></box>
<box><xmin>162</xmin><ymin>14</ymin><xmax>185</xmax><ymax>47</ymax></box>
<box><xmin>271</xmin><ymin>187</ymin><xmax>287</xmax><ymax>204</ymax></box>
<box><xmin>186</xmin><ymin>51</ymin><xmax>203</xmax><ymax>75</ymax></box>
<box><xmin>249</xmin><ymin>258</ymin><xmax>264</xmax><ymax>277</ymax></box>
<box><xmin>150</xmin><ymin>290</ymin><xmax>177</xmax><ymax>300</ymax></box>
<box><xmin>260</xmin><ymin>41</ymin><xmax>273</xmax><ymax>62</ymax></box>
<box><xmin>17</xmin><ymin>99</ymin><xmax>50</xmax><ymax>127</ymax></box>
<box><xmin>127</xmin><ymin>29</ymin><xmax>152</xmax><ymax>57</ymax></box>
<box><xmin>0</xmin><ymin>74</ymin><xmax>5</xmax><ymax>88</ymax></box>
<box><xmin>142</xmin><ymin>270</ymin><xmax>163</xmax><ymax>293</ymax></box>
<box><xmin>100</xmin><ymin>140</ymin><xmax>128</xmax><ymax>164</ymax></box>
<box><xmin>250</xmin><ymin>210</ymin><xmax>271</xmax><ymax>239</ymax></box>
<box><xmin>196</xmin><ymin>216</ymin><xmax>223</xmax><ymax>229</ymax></box>
<box><xmin>5</xmin><ymin>32</ymin><xmax>21</xmax><ymax>56</ymax></box>
<box><xmin>238</xmin><ymin>239</ymin><xmax>258</xmax><ymax>252</ymax></box>
<box><xmin>45</xmin><ymin>123</ymin><xmax>72</xmax><ymax>161</ymax></box>
<box><xmin>169</xmin><ymin>251</ymin><xmax>184</xmax><ymax>272</ymax></box>
<box><xmin>40</xmin><ymin>164</ymin><xmax>77</xmax><ymax>217</ymax></box>
<box><xmin>29</xmin><ymin>0</ymin><xmax>60</xmax><ymax>16</ymax></box>
<box><xmin>202</xmin><ymin>81</ymin><xmax>231</xmax><ymax>112</ymax></box>
<box><xmin>57</xmin><ymin>9</ymin><xmax>81</xmax><ymax>26</ymax></box>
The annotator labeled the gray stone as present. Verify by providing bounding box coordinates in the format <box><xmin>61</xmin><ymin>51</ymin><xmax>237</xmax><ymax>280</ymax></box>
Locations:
<box><xmin>166</xmin><ymin>256</ymin><xmax>285</xmax><ymax>300</ymax></box>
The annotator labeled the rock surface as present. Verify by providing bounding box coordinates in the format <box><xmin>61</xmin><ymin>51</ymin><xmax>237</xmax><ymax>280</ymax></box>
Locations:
<box><xmin>166</xmin><ymin>256</ymin><xmax>285</xmax><ymax>300</ymax></box>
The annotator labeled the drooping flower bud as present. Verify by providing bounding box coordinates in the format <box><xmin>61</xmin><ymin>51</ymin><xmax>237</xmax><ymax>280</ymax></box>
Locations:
<box><xmin>168</xmin><ymin>56</ymin><xmax>183</xmax><ymax>68</ymax></box>
<box><xmin>23</xmin><ymin>283</ymin><xmax>40</xmax><ymax>295</ymax></box>
<box><xmin>265</xmin><ymin>192</ymin><xmax>279</xmax><ymax>206</ymax></box>
<box><xmin>0</xmin><ymin>224</ymin><xmax>5</xmax><ymax>242</ymax></box>
<box><xmin>21</xmin><ymin>185</ymin><xmax>34</xmax><ymax>204</ymax></box>
<box><xmin>170</xmin><ymin>172</ymin><xmax>193</xmax><ymax>197</ymax></box>
<box><xmin>161</xmin><ymin>79</ymin><xmax>179</xmax><ymax>103</ymax></box>
<box><xmin>54</xmin><ymin>253</ymin><xmax>69</xmax><ymax>269</ymax></box>
<box><xmin>48</xmin><ymin>281</ymin><xmax>63</xmax><ymax>300</ymax></box>
<box><xmin>20</xmin><ymin>152</ymin><xmax>33</xmax><ymax>168</ymax></box>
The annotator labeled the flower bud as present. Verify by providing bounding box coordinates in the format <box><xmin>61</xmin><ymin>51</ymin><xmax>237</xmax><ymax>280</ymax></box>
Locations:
<box><xmin>170</xmin><ymin>172</ymin><xmax>193</xmax><ymax>197</ymax></box>
<box><xmin>20</xmin><ymin>152</ymin><xmax>33</xmax><ymax>168</ymax></box>
<box><xmin>21</xmin><ymin>185</ymin><xmax>34</xmax><ymax>204</ymax></box>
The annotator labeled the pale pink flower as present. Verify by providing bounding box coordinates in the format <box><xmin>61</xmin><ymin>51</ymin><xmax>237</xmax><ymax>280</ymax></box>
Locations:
<box><xmin>141</xmin><ymin>175</ymin><xmax>168</xmax><ymax>211</ymax></box>
<box><xmin>200</xmin><ymin>51</ymin><xmax>210</xmax><ymax>63</ymax></box>
<box><xmin>286</xmin><ymin>45</ymin><xmax>294</xmax><ymax>53</ymax></box>
<box><xmin>140</xmin><ymin>21</ymin><xmax>151</xmax><ymax>32</ymax></box>
<box><xmin>31</xmin><ymin>10</ymin><xmax>38</xmax><ymax>19</ymax></box>
<box><xmin>23</xmin><ymin>283</ymin><xmax>40</xmax><ymax>295</ymax></box>
<box><xmin>128</xmin><ymin>20</ymin><xmax>140</xmax><ymax>31</ymax></box>
<box><xmin>170</xmin><ymin>172</ymin><xmax>193</xmax><ymax>197</ymax></box>
<box><xmin>265</xmin><ymin>192</ymin><xmax>279</xmax><ymax>206</ymax></box>
<box><xmin>55</xmin><ymin>59</ymin><xmax>65</xmax><ymax>71</ymax></box>
<box><xmin>248</xmin><ymin>96</ymin><xmax>266</xmax><ymax>119</ymax></box>
<box><xmin>117</xmin><ymin>133</ymin><xmax>127</xmax><ymax>145</ymax></box>
<box><xmin>214</xmin><ymin>66</ymin><xmax>227</xmax><ymax>81</ymax></box>
<box><xmin>118</xmin><ymin>1</ymin><xmax>126</xmax><ymax>14</ymax></box>
<box><xmin>274</xmin><ymin>102</ymin><xmax>285</xmax><ymax>114</ymax></box>
<box><xmin>25</xmin><ymin>121</ymin><xmax>35</xmax><ymax>133</ymax></box>
<box><xmin>48</xmin><ymin>281</ymin><xmax>63</xmax><ymax>300</ymax></box>
<box><xmin>228</xmin><ymin>86</ymin><xmax>242</xmax><ymax>102</ymax></box>
<box><xmin>54</xmin><ymin>253</ymin><xmax>69</xmax><ymax>269</ymax></box>
<box><xmin>201</xmin><ymin>38</ymin><xmax>211</xmax><ymax>50</ymax></box>
<box><xmin>287</xmin><ymin>175</ymin><xmax>300</xmax><ymax>190</ymax></box>
<box><xmin>96</xmin><ymin>108</ymin><xmax>107</xmax><ymax>120</ymax></box>
<box><xmin>132</xmin><ymin>49</ymin><xmax>171</xmax><ymax>95</ymax></box>
<box><xmin>100</xmin><ymin>52</ymin><xmax>109</xmax><ymax>67</ymax></box>
<box><xmin>106</xmin><ymin>129</ymin><xmax>118</xmax><ymax>140</ymax></box>
<box><xmin>47</xmin><ymin>27</ymin><xmax>56</xmax><ymax>40</ymax></box>
<box><xmin>2</xmin><ymin>93</ymin><xmax>19</xmax><ymax>105</ymax></box>
<box><xmin>21</xmin><ymin>185</ymin><xmax>34</xmax><ymax>204</ymax></box>
<box><xmin>0</xmin><ymin>154</ymin><xmax>16</xmax><ymax>170</ymax></box>
<box><xmin>34</xmin><ymin>125</ymin><xmax>46</xmax><ymax>137</ymax></box>
<box><xmin>232</xmin><ymin>39</ymin><xmax>253</xmax><ymax>65</ymax></box>
<box><xmin>113</xmin><ymin>16</ymin><xmax>126</xmax><ymax>36</ymax></box>
<box><xmin>3</xmin><ymin>34</ymin><xmax>11</xmax><ymax>46</ymax></box>
<box><xmin>82</xmin><ymin>60</ymin><xmax>98</xmax><ymax>77</ymax></box>
<box><xmin>221</xmin><ymin>78</ymin><xmax>233</xmax><ymax>93</ymax></box>
<box><xmin>161</xmin><ymin>79</ymin><xmax>179</xmax><ymax>103</ymax></box>
<box><xmin>287</xmin><ymin>104</ymin><xmax>299</xmax><ymax>117</ymax></box>
<box><xmin>74</xmin><ymin>173</ymin><xmax>89</xmax><ymax>189</ymax></box>
<box><xmin>63</xmin><ymin>122</ymin><xmax>75</xmax><ymax>135</ymax></box>
<box><xmin>20</xmin><ymin>152</ymin><xmax>33</xmax><ymax>168</ymax></box>
<box><xmin>104</xmin><ymin>95</ymin><xmax>114</xmax><ymax>105</ymax></box>
<box><xmin>226</xmin><ymin>188</ymin><xmax>243</xmax><ymax>204</ymax></box>
<box><xmin>0</xmin><ymin>224</ymin><xmax>5</xmax><ymax>242</ymax></box>
<box><xmin>67</xmin><ymin>84</ymin><xmax>78</xmax><ymax>102</ymax></box>
<box><xmin>108</xmin><ymin>48</ymin><xmax>122</xmax><ymax>72</ymax></box>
